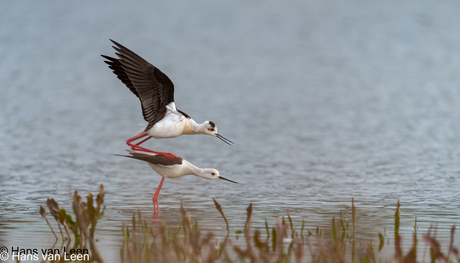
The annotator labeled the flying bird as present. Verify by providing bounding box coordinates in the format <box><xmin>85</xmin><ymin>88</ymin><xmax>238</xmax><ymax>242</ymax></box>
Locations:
<box><xmin>102</xmin><ymin>40</ymin><xmax>233</xmax><ymax>158</ymax></box>
<box><xmin>116</xmin><ymin>149</ymin><xmax>237</xmax><ymax>212</ymax></box>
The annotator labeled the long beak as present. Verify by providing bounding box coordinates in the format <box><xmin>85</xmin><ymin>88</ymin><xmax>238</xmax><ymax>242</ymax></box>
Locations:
<box><xmin>219</xmin><ymin>176</ymin><xmax>238</xmax><ymax>184</ymax></box>
<box><xmin>216</xmin><ymin>134</ymin><xmax>234</xmax><ymax>146</ymax></box>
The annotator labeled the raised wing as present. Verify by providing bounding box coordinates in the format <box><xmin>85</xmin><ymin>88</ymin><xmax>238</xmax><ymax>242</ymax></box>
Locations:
<box><xmin>101</xmin><ymin>55</ymin><xmax>139</xmax><ymax>98</ymax></box>
<box><xmin>102</xmin><ymin>39</ymin><xmax>175</xmax><ymax>131</ymax></box>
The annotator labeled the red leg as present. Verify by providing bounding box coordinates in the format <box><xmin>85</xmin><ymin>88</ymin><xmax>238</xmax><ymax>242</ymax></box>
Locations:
<box><xmin>126</xmin><ymin>134</ymin><xmax>178</xmax><ymax>160</ymax></box>
<box><xmin>152</xmin><ymin>177</ymin><xmax>165</xmax><ymax>213</ymax></box>
<box><xmin>136</xmin><ymin>136</ymin><xmax>152</xmax><ymax>146</ymax></box>
<box><xmin>127</xmin><ymin>134</ymin><xmax>149</xmax><ymax>148</ymax></box>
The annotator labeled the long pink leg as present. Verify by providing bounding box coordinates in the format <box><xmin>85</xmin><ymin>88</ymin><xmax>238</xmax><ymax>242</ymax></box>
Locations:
<box><xmin>126</xmin><ymin>135</ymin><xmax>178</xmax><ymax>160</ymax></box>
<box><xmin>152</xmin><ymin>177</ymin><xmax>166</xmax><ymax>213</ymax></box>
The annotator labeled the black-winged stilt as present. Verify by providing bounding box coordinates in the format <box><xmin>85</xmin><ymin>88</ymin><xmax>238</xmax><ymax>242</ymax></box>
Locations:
<box><xmin>117</xmin><ymin>149</ymin><xmax>237</xmax><ymax>212</ymax></box>
<box><xmin>102</xmin><ymin>40</ymin><xmax>233</xmax><ymax>159</ymax></box>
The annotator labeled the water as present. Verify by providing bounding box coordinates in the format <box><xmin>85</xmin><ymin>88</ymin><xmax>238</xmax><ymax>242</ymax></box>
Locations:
<box><xmin>1</xmin><ymin>0</ymin><xmax>460</xmax><ymax>261</ymax></box>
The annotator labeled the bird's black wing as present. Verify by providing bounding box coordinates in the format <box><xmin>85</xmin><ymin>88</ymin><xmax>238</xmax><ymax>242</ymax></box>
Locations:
<box><xmin>101</xmin><ymin>55</ymin><xmax>139</xmax><ymax>98</ymax></box>
<box><xmin>177</xmin><ymin>109</ymin><xmax>191</xmax><ymax>119</ymax></box>
<box><xmin>103</xmin><ymin>39</ymin><xmax>175</xmax><ymax>131</ymax></box>
<box><xmin>116</xmin><ymin>150</ymin><xmax>183</xmax><ymax>166</ymax></box>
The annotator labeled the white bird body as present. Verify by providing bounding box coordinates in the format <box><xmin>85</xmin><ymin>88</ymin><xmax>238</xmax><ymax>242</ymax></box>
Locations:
<box><xmin>149</xmin><ymin>102</ymin><xmax>189</xmax><ymax>139</ymax></box>
<box><xmin>123</xmin><ymin>149</ymin><xmax>225</xmax><ymax>180</ymax></box>
<box><xmin>132</xmin><ymin>102</ymin><xmax>207</xmax><ymax>140</ymax></box>
<box><xmin>147</xmin><ymin>159</ymin><xmax>204</xmax><ymax>179</ymax></box>
<box><xmin>102</xmin><ymin>40</ymin><xmax>234</xmax><ymax>154</ymax></box>
<box><xmin>117</xmin><ymin>149</ymin><xmax>237</xmax><ymax>213</ymax></box>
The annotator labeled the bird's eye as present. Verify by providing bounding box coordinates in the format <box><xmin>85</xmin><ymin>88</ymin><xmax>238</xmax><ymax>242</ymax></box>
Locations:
<box><xmin>212</xmin><ymin>172</ymin><xmax>216</xmax><ymax>176</ymax></box>
<box><xmin>210</xmin><ymin>128</ymin><xmax>215</xmax><ymax>131</ymax></box>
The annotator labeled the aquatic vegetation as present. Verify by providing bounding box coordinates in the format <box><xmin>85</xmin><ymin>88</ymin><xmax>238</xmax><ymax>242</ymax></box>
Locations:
<box><xmin>40</xmin><ymin>185</ymin><xmax>105</xmax><ymax>262</ymax></box>
<box><xmin>40</xmin><ymin>188</ymin><xmax>459</xmax><ymax>262</ymax></box>
<box><xmin>119</xmin><ymin>199</ymin><xmax>460</xmax><ymax>263</ymax></box>
<box><xmin>213</xmin><ymin>198</ymin><xmax>230</xmax><ymax>234</ymax></box>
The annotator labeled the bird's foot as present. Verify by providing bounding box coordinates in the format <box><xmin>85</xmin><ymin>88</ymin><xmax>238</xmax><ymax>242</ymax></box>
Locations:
<box><xmin>156</xmin><ymin>152</ymin><xmax>178</xmax><ymax>160</ymax></box>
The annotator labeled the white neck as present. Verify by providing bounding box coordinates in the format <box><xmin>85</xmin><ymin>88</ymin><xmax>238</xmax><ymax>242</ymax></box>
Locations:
<box><xmin>183</xmin><ymin>161</ymin><xmax>207</xmax><ymax>178</ymax></box>
<box><xmin>183</xmin><ymin>119</ymin><xmax>206</xmax><ymax>134</ymax></box>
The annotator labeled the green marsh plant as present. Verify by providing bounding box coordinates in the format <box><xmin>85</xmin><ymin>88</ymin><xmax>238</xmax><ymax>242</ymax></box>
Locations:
<box><xmin>40</xmin><ymin>185</ymin><xmax>105</xmax><ymax>262</ymax></box>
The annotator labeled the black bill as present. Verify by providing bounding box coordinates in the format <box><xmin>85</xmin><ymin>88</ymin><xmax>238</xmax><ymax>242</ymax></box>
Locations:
<box><xmin>219</xmin><ymin>176</ymin><xmax>238</xmax><ymax>184</ymax></box>
<box><xmin>216</xmin><ymin>134</ymin><xmax>234</xmax><ymax>146</ymax></box>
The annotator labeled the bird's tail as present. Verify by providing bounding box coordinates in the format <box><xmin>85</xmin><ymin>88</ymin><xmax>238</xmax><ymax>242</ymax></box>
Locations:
<box><xmin>129</xmin><ymin>123</ymin><xmax>149</xmax><ymax>140</ymax></box>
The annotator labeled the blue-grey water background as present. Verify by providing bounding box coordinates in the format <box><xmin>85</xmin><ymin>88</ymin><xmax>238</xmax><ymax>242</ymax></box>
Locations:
<box><xmin>1</xmin><ymin>0</ymin><xmax>460</xmax><ymax>261</ymax></box>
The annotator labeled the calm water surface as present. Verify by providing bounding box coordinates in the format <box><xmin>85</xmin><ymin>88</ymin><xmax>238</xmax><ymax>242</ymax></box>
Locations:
<box><xmin>1</xmin><ymin>1</ymin><xmax>460</xmax><ymax>261</ymax></box>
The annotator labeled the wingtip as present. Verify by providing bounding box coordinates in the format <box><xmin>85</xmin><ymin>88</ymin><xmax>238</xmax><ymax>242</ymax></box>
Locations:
<box><xmin>110</xmin><ymin>39</ymin><xmax>124</xmax><ymax>49</ymax></box>
<box><xmin>113</xmin><ymin>153</ymin><xmax>129</xmax><ymax>158</ymax></box>
<box><xmin>125</xmin><ymin>149</ymin><xmax>137</xmax><ymax>154</ymax></box>
<box><xmin>101</xmin><ymin>54</ymin><xmax>117</xmax><ymax>62</ymax></box>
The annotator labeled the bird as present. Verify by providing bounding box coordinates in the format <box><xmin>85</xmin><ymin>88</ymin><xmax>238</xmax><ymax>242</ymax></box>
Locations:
<box><xmin>102</xmin><ymin>40</ymin><xmax>234</xmax><ymax>159</ymax></box>
<box><xmin>116</xmin><ymin>149</ymin><xmax>237</xmax><ymax>212</ymax></box>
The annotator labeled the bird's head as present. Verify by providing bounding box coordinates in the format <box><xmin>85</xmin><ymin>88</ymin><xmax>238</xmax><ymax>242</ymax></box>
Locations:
<box><xmin>200</xmin><ymin>168</ymin><xmax>220</xmax><ymax>180</ymax></box>
<box><xmin>201</xmin><ymin>121</ymin><xmax>234</xmax><ymax>146</ymax></box>
<box><xmin>202</xmin><ymin>120</ymin><xmax>218</xmax><ymax>135</ymax></box>
<box><xmin>199</xmin><ymin>168</ymin><xmax>238</xmax><ymax>184</ymax></box>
